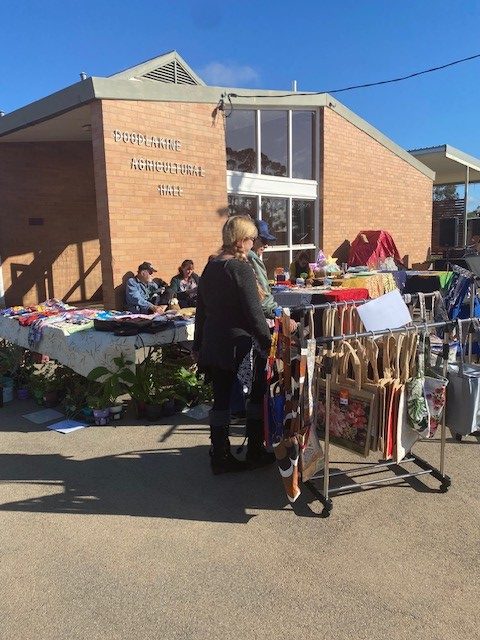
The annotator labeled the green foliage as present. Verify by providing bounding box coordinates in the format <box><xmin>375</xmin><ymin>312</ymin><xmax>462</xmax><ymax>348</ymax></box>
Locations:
<box><xmin>87</xmin><ymin>354</ymin><xmax>134</xmax><ymax>405</ymax></box>
<box><xmin>433</xmin><ymin>184</ymin><xmax>458</xmax><ymax>201</ymax></box>
<box><xmin>29</xmin><ymin>361</ymin><xmax>67</xmax><ymax>395</ymax></box>
<box><xmin>0</xmin><ymin>341</ymin><xmax>26</xmax><ymax>380</ymax></box>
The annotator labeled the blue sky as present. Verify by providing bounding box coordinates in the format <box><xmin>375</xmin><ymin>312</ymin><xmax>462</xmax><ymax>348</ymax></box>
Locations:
<box><xmin>2</xmin><ymin>0</ymin><xmax>480</xmax><ymax>204</ymax></box>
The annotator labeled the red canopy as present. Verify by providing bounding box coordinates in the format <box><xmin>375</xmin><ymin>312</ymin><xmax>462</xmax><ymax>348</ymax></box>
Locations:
<box><xmin>348</xmin><ymin>230</ymin><xmax>402</xmax><ymax>268</ymax></box>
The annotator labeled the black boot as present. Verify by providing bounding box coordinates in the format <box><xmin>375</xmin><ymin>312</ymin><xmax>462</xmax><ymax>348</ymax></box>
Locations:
<box><xmin>209</xmin><ymin>411</ymin><xmax>248</xmax><ymax>475</ymax></box>
<box><xmin>245</xmin><ymin>417</ymin><xmax>276</xmax><ymax>469</ymax></box>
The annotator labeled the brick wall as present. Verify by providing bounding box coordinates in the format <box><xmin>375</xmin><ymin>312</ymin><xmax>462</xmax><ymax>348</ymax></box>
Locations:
<box><xmin>321</xmin><ymin>108</ymin><xmax>433</xmax><ymax>266</ymax></box>
<box><xmin>91</xmin><ymin>100</ymin><xmax>227</xmax><ymax>309</ymax></box>
<box><xmin>0</xmin><ymin>140</ymin><xmax>101</xmax><ymax>306</ymax></box>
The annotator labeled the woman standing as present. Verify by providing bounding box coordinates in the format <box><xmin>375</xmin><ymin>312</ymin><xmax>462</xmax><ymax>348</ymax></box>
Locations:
<box><xmin>170</xmin><ymin>259</ymin><xmax>200</xmax><ymax>307</ymax></box>
<box><xmin>193</xmin><ymin>216</ymin><xmax>272</xmax><ymax>475</ymax></box>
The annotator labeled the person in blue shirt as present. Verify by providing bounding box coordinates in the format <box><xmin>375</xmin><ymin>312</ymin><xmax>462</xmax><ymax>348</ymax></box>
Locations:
<box><xmin>125</xmin><ymin>262</ymin><xmax>169</xmax><ymax>314</ymax></box>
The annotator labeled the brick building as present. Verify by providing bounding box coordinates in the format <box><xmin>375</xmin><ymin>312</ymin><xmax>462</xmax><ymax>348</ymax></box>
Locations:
<box><xmin>0</xmin><ymin>51</ymin><xmax>434</xmax><ymax>308</ymax></box>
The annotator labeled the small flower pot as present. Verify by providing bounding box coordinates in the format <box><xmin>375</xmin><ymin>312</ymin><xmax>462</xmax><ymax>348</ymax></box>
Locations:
<box><xmin>145</xmin><ymin>403</ymin><xmax>164</xmax><ymax>421</ymax></box>
<box><xmin>161</xmin><ymin>398</ymin><xmax>176</xmax><ymax>417</ymax></box>
<box><xmin>81</xmin><ymin>407</ymin><xmax>95</xmax><ymax>424</ymax></box>
<box><xmin>17</xmin><ymin>387</ymin><xmax>30</xmax><ymax>400</ymax></box>
<box><xmin>135</xmin><ymin>400</ymin><xmax>146</xmax><ymax>419</ymax></box>
<box><xmin>109</xmin><ymin>405</ymin><xmax>123</xmax><ymax>421</ymax></box>
<box><xmin>1</xmin><ymin>378</ymin><xmax>14</xmax><ymax>404</ymax></box>
<box><xmin>93</xmin><ymin>408</ymin><xmax>110</xmax><ymax>426</ymax></box>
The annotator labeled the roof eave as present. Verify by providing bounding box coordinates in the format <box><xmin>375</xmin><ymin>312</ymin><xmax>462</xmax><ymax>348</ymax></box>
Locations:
<box><xmin>0</xmin><ymin>78</ymin><xmax>96</xmax><ymax>138</ymax></box>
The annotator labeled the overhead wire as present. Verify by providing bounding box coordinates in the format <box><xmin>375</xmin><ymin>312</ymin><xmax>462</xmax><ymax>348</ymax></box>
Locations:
<box><xmin>225</xmin><ymin>52</ymin><xmax>480</xmax><ymax>101</ymax></box>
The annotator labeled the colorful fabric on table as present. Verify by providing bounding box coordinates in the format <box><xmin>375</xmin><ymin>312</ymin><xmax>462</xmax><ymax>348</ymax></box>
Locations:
<box><xmin>320</xmin><ymin>287</ymin><xmax>369</xmax><ymax>302</ymax></box>
<box><xmin>342</xmin><ymin>275</ymin><xmax>385</xmax><ymax>299</ymax></box>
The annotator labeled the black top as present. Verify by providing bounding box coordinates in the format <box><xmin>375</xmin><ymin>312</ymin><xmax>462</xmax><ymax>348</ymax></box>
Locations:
<box><xmin>193</xmin><ymin>258</ymin><xmax>271</xmax><ymax>371</ymax></box>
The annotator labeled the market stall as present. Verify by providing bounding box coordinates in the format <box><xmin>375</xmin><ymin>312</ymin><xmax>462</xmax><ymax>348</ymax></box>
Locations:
<box><xmin>0</xmin><ymin>301</ymin><xmax>194</xmax><ymax>378</ymax></box>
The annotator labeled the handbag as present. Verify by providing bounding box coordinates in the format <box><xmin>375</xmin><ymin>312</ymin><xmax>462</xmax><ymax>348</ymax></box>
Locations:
<box><xmin>445</xmin><ymin>321</ymin><xmax>480</xmax><ymax>435</ymax></box>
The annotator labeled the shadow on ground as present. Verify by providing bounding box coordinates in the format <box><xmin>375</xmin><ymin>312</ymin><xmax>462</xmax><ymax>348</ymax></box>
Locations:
<box><xmin>0</xmin><ymin>443</ymin><xmax>323</xmax><ymax>523</ymax></box>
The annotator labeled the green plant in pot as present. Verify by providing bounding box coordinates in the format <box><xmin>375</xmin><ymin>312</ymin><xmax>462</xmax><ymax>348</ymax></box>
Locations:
<box><xmin>87</xmin><ymin>355</ymin><xmax>135</xmax><ymax>422</ymax></box>
<box><xmin>127</xmin><ymin>347</ymin><xmax>162</xmax><ymax>418</ymax></box>
<box><xmin>61</xmin><ymin>373</ymin><xmax>92</xmax><ymax>418</ymax></box>
<box><xmin>0</xmin><ymin>341</ymin><xmax>26</xmax><ymax>402</ymax></box>
<box><xmin>28</xmin><ymin>361</ymin><xmax>65</xmax><ymax>407</ymax></box>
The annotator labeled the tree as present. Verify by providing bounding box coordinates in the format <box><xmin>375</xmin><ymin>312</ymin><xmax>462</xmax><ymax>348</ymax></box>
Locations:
<box><xmin>433</xmin><ymin>184</ymin><xmax>458</xmax><ymax>201</ymax></box>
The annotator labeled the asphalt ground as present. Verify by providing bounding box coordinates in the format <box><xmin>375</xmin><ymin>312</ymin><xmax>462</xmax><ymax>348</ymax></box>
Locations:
<box><xmin>1</xmin><ymin>399</ymin><xmax>479</xmax><ymax>640</ymax></box>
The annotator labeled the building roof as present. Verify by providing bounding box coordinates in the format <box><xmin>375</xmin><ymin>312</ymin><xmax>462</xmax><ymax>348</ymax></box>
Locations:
<box><xmin>0</xmin><ymin>52</ymin><xmax>434</xmax><ymax>180</ymax></box>
<box><xmin>409</xmin><ymin>144</ymin><xmax>480</xmax><ymax>185</ymax></box>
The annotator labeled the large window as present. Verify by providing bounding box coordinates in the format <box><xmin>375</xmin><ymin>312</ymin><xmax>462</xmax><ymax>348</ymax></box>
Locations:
<box><xmin>226</xmin><ymin>109</ymin><xmax>256</xmax><ymax>173</ymax></box>
<box><xmin>226</xmin><ymin>109</ymin><xmax>315</xmax><ymax>180</ymax></box>
<box><xmin>226</xmin><ymin>108</ymin><xmax>318</xmax><ymax>277</ymax></box>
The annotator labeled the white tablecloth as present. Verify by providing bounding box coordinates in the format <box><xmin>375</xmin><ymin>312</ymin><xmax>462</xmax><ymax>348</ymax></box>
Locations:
<box><xmin>0</xmin><ymin>316</ymin><xmax>194</xmax><ymax>377</ymax></box>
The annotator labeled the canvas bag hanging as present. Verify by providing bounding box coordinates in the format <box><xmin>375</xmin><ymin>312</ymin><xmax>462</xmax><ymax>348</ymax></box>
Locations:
<box><xmin>317</xmin><ymin>340</ymin><xmax>375</xmax><ymax>457</ymax></box>
<box><xmin>423</xmin><ymin>333</ymin><xmax>448</xmax><ymax>438</ymax></box>
<box><xmin>396</xmin><ymin>332</ymin><xmax>423</xmax><ymax>462</ymax></box>
<box><xmin>445</xmin><ymin>320</ymin><xmax>480</xmax><ymax>435</ymax></box>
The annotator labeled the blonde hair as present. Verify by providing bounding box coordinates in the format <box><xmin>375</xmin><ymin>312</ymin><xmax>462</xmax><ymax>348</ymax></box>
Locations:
<box><xmin>221</xmin><ymin>215</ymin><xmax>257</xmax><ymax>261</ymax></box>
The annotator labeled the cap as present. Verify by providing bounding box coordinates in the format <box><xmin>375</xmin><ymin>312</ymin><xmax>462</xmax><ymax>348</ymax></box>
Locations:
<box><xmin>254</xmin><ymin>219</ymin><xmax>276</xmax><ymax>243</ymax></box>
<box><xmin>138</xmin><ymin>261</ymin><xmax>157</xmax><ymax>273</ymax></box>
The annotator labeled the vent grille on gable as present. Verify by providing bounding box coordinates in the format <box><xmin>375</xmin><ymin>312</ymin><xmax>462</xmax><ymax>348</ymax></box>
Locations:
<box><xmin>142</xmin><ymin>59</ymin><xmax>198</xmax><ymax>85</ymax></box>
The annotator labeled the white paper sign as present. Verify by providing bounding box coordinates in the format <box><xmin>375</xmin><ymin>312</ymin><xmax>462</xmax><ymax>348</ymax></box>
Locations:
<box><xmin>357</xmin><ymin>290</ymin><xmax>411</xmax><ymax>332</ymax></box>
<box><xmin>46</xmin><ymin>419</ymin><xmax>88</xmax><ymax>434</ymax></box>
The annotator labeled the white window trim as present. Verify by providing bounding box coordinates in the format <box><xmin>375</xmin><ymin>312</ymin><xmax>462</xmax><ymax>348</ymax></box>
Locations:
<box><xmin>227</xmin><ymin>171</ymin><xmax>317</xmax><ymax>199</ymax></box>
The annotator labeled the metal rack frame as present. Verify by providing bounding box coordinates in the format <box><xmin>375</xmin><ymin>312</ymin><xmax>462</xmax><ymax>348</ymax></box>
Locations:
<box><xmin>301</xmin><ymin>318</ymin><xmax>454</xmax><ymax>517</ymax></box>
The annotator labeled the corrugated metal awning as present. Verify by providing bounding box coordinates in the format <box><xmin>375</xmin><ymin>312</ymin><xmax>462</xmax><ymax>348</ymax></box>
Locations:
<box><xmin>409</xmin><ymin>144</ymin><xmax>480</xmax><ymax>185</ymax></box>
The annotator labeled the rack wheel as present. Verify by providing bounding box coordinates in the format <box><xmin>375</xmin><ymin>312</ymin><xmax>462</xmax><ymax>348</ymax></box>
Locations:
<box><xmin>320</xmin><ymin>499</ymin><xmax>333</xmax><ymax>518</ymax></box>
<box><xmin>455</xmin><ymin>433</ymin><xmax>463</xmax><ymax>442</ymax></box>
<box><xmin>440</xmin><ymin>477</ymin><xmax>451</xmax><ymax>493</ymax></box>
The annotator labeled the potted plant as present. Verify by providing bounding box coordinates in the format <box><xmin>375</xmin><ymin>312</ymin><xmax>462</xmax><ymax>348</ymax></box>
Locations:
<box><xmin>61</xmin><ymin>373</ymin><xmax>92</xmax><ymax>418</ymax></box>
<box><xmin>87</xmin><ymin>355</ymin><xmax>135</xmax><ymax>423</ymax></box>
<box><xmin>28</xmin><ymin>361</ymin><xmax>66</xmax><ymax>407</ymax></box>
<box><xmin>127</xmin><ymin>348</ymin><xmax>162</xmax><ymax>418</ymax></box>
<box><xmin>86</xmin><ymin>386</ymin><xmax>112</xmax><ymax>425</ymax></box>
<box><xmin>0</xmin><ymin>341</ymin><xmax>25</xmax><ymax>403</ymax></box>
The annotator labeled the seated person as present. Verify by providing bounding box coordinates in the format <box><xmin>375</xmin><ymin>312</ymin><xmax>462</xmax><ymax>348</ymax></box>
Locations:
<box><xmin>125</xmin><ymin>262</ymin><xmax>170</xmax><ymax>314</ymax></box>
<box><xmin>170</xmin><ymin>259</ymin><xmax>199</xmax><ymax>308</ymax></box>
<box><xmin>289</xmin><ymin>250</ymin><xmax>314</xmax><ymax>284</ymax></box>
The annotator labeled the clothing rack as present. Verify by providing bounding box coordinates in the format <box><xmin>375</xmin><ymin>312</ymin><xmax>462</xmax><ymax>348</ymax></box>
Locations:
<box><xmin>289</xmin><ymin>291</ymin><xmax>438</xmax><ymax>313</ymax></box>
<box><xmin>300</xmin><ymin>316</ymin><xmax>454</xmax><ymax>518</ymax></box>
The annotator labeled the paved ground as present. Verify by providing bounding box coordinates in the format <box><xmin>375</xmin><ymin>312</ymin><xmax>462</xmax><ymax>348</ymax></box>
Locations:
<box><xmin>1</xmin><ymin>399</ymin><xmax>479</xmax><ymax>640</ymax></box>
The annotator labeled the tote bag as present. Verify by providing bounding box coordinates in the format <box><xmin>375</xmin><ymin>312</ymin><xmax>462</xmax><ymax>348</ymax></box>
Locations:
<box><xmin>317</xmin><ymin>341</ymin><xmax>375</xmax><ymax>457</ymax></box>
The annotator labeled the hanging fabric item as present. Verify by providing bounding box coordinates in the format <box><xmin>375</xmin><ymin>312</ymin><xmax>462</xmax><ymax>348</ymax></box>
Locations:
<box><xmin>272</xmin><ymin>309</ymin><xmax>301</xmax><ymax>502</ymax></box>
<box><xmin>265</xmin><ymin>310</ymin><xmax>284</xmax><ymax>447</ymax></box>
<box><xmin>406</xmin><ymin>334</ymin><xmax>430</xmax><ymax>436</ymax></box>
<box><xmin>299</xmin><ymin>310</ymin><xmax>324</xmax><ymax>482</ymax></box>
